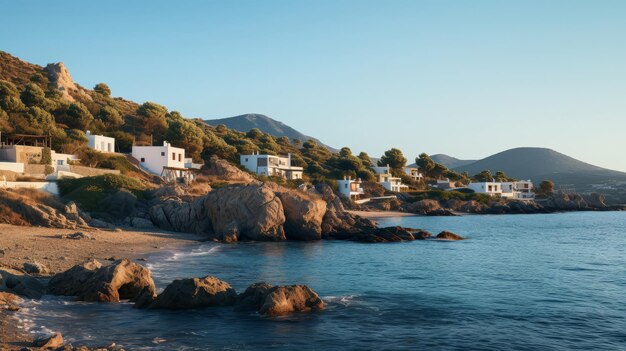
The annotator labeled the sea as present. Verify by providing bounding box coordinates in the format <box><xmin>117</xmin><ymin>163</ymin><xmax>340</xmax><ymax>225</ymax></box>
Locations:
<box><xmin>16</xmin><ymin>211</ymin><xmax>626</xmax><ymax>350</ymax></box>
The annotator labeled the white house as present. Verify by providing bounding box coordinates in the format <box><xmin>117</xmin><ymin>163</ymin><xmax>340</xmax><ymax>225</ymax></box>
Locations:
<box><xmin>403</xmin><ymin>167</ymin><xmax>423</xmax><ymax>181</ymax></box>
<box><xmin>51</xmin><ymin>152</ymin><xmax>78</xmax><ymax>171</ymax></box>
<box><xmin>372</xmin><ymin>165</ymin><xmax>408</xmax><ymax>192</ymax></box>
<box><xmin>337</xmin><ymin>176</ymin><xmax>364</xmax><ymax>200</ymax></box>
<box><xmin>240</xmin><ymin>152</ymin><xmax>303</xmax><ymax>180</ymax></box>
<box><xmin>468</xmin><ymin>182</ymin><xmax>502</xmax><ymax>196</ymax></box>
<box><xmin>86</xmin><ymin>131</ymin><xmax>115</xmax><ymax>153</ymax></box>
<box><xmin>432</xmin><ymin>178</ymin><xmax>455</xmax><ymax>189</ymax></box>
<box><xmin>132</xmin><ymin>141</ymin><xmax>186</xmax><ymax>176</ymax></box>
<box><xmin>184</xmin><ymin>157</ymin><xmax>203</xmax><ymax>170</ymax></box>
<box><xmin>501</xmin><ymin>180</ymin><xmax>535</xmax><ymax>200</ymax></box>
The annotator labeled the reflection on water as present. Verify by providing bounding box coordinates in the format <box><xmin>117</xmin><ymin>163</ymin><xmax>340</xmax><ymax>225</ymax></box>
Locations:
<box><xmin>16</xmin><ymin>211</ymin><xmax>626</xmax><ymax>350</ymax></box>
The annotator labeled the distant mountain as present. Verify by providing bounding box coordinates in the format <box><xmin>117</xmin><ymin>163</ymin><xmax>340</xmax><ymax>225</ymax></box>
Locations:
<box><xmin>452</xmin><ymin>147</ymin><xmax>626</xmax><ymax>196</ymax></box>
<box><xmin>204</xmin><ymin>114</ymin><xmax>336</xmax><ymax>152</ymax></box>
<box><xmin>430</xmin><ymin>154</ymin><xmax>476</xmax><ymax>169</ymax></box>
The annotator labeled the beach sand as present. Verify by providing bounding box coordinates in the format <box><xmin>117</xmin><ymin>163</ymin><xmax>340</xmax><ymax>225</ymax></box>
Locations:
<box><xmin>0</xmin><ymin>224</ymin><xmax>202</xmax><ymax>349</ymax></box>
<box><xmin>347</xmin><ymin>210</ymin><xmax>417</xmax><ymax>219</ymax></box>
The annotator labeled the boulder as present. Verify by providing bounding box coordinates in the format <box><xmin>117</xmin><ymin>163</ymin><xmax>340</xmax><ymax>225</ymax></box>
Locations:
<box><xmin>48</xmin><ymin>259</ymin><xmax>102</xmax><ymax>296</ymax></box>
<box><xmin>23</xmin><ymin>261</ymin><xmax>50</xmax><ymax>275</ymax></box>
<box><xmin>0</xmin><ymin>267</ymin><xmax>47</xmax><ymax>299</ymax></box>
<box><xmin>34</xmin><ymin>332</ymin><xmax>64</xmax><ymax>349</ymax></box>
<box><xmin>413</xmin><ymin>230</ymin><xmax>433</xmax><ymax>240</ymax></box>
<box><xmin>147</xmin><ymin>276</ymin><xmax>237</xmax><ymax>309</ymax></box>
<box><xmin>314</xmin><ymin>183</ymin><xmax>376</xmax><ymax>236</ymax></box>
<box><xmin>235</xmin><ymin>283</ymin><xmax>325</xmax><ymax>316</ymax></box>
<box><xmin>129</xmin><ymin>217</ymin><xmax>155</xmax><ymax>228</ymax></box>
<box><xmin>60</xmin><ymin>231</ymin><xmax>95</xmax><ymax>240</ymax></box>
<box><xmin>204</xmin><ymin>155</ymin><xmax>258</xmax><ymax>184</ymax></box>
<box><xmin>150</xmin><ymin>184</ymin><xmax>286</xmax><ymax>241</ymax></box>
<box><xmin>275</xmin><ymin>189</ymin><xmax>327</xmax><ymax>241</ymax></box>
<box><xmin>435</xmin><ymin>231</ymin><xmax>464</xmax><ymax>240</ymax></box>
<box><xmin>63</xmin><ymin>201</ymin><xmax>91</xmax><ymax>226</ymax></box>
<box><xmin>0</xmin><ymin>189</ymin><xmax>85</xmax><ymax>229</ymax></box>
<box><xmin>234</xmin><ymin>282</ymin><xmax>273</xmax><ymax>312</ymax></box>
<box><xmin>48</xmin><ymin>259</ymin><xmax>156</xmax><ymax>303</ymax></box>
<box><xmin>259</xmin><ymin>285</ymin><xmax>325</xmax><ymax>316</ymax></box>
<box><xmin>96</xmin><ymin>189</ymin><xmax>138</xmax><ymax>220</ymax></box>
<box><xmin>404</xmin><ymin>199</ymin><xmax>441</xmax><ymax>214</ymax></box>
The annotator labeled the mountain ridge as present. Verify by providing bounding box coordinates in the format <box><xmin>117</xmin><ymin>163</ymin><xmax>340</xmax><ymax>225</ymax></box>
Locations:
<box><xmin>204</xmin><ymin>114</ymin><xmax>337</xmax><ymax>152</ymax></box>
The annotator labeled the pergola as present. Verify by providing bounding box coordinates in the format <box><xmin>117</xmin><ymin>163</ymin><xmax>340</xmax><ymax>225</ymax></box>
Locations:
<box><xmin>5</xmin><ymin>134</ymin><xmax>52</xmax><ymax>148</ymax></box>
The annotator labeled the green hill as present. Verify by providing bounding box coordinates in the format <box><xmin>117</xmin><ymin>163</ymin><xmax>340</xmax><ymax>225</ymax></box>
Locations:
<box><xmin>430</xmin><ymin>154</ymin><xmax>476</xmax><ymax>169</ymax></box>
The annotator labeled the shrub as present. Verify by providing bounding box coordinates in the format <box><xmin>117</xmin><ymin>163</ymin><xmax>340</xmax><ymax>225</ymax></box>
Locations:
<box><xmin>57</xmin><ymin>174</ymin><xmax>147</xmax><ymax>211</ymax></box>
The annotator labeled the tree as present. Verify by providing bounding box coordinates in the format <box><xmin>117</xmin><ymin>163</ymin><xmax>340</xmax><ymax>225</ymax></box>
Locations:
<box><xmin>61</xmin><ymin>102</ymin><xmax>94</xmax><ymax>130</ymax></box>
<box><xmin>538</xmin><ymin>180</ymin><xmax>555</xmax><ymax>195</ymax></box>
<box><xmin>473</xmin><ymin>170</ymin><xmax>493</xmax><ymax>182</ymax></box>
<box><xmin>0</xmin><ymin>80</ymin><xmax>26</xmax><ymax>112</ymax></box>
<box><xmin>97</xmin><ymin>106</ymin><xmax>124</xmax><ymax>128</ymax></box>
<box><xmin>25</xmin><ymin>107</ymin><xmax>56</xmax><ymax>134</ymax></box>
<box><xmin>494</xmin><ymin>171</ymin><xmax>514</xmax><ymax>182</ymax></box>
<box><xmin>432</xmin><ymin>163</ymin><xmax>448</xmax><ymax>178</ymax></box>
<box><xmin>378</xmin><ymin>148</ymin><xmax>407</xmax><ymax>171</ymax></box>
<box><xmin>415</xmin><ymin>153</ymin><xmax>435</xmax><ymax>176</ymax></box>
<box><xmin>166</xmin><ymin>118</ymin><xmax>206</xmax><ymax>161</ymax></box>
<box><xmin>137</xmin><ymin>102</ymin><xmax>168</xmax><ymax>137</ymax></box>
<box><xmin>20</xmin><ymin>83</ymin><xmax>48</xmax><ymax>108</ymax></box>
<box><xmin>246</xmin><ymin>128</ymin><xmax>263</xmax><ymax>139</ymax></box>
<box><xmin>40</xmin><ymin>147</ymin><xmax>52</xmax><ymax>165</ymax></box>
<box><xmin>358</xmin><ymin>152</ymin><xmax>373</xmax><ymax>167</ymax></box>
<box><xmin>94</xmin><ymin>83</ymin><xmax>111</xmax><ymax>96</ymax></box>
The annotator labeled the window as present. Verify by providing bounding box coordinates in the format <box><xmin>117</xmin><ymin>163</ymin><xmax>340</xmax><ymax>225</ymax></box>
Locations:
<box><xmin>172</xmin><ymin>152</ymin><xmax>176</xmax><ymax>161</ymax></box>
<box><xmin>245</xmin><ymin>158</ymin><xmax>248</xmax><ymax>162</ymax></box>
<box><xmin>161</xmin><ymin>152</ymin><xmax>165</xmax><ymax>156</ymax></box>
<box><xmin>140</xmin><ymin>158</ymin><xmax>145</xmax><ymax>162</ymax></box>
<box><xmin>178</xmin><ymin>154</ymin><xmax>182</xmax><ymax>162</ymax></box>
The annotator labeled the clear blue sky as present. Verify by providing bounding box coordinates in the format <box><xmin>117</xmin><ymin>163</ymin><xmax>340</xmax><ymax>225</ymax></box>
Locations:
<box><xmin>2</xmin><ymin>0</ymin><xmax>626</xmax><ymax>171</ymax></box>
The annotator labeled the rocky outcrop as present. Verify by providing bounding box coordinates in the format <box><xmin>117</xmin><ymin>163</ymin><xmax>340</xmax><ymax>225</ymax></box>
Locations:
<box><xmin>45</xmin><ymin>62</ymin><xmax>91</xmax><ymax>102</ymax></box>
<box><xmin>0</xmin><ymin>291</ymin><xmax>21</xmax><ymax>311</ymax></box>
<box><xmin>234</xmin><ymin>283</ymin><xmax>325</xmax><ymax>316</ymax></box>
<box><xmin>435</xmin><ymin>231</ymin><xmax>464</xmax><ymax>240</ymax></box>
<box><xmin>143</xmin><ymin>276</ymin><xmax>237</xmax><ymax>309</ymax></box>
<box><xmin>48</xmin><ymin>259</ymin><xmax>156</xmax><ymax>303</ymax></box>
<box><xmin>328</xmin><ymin>226</ymin><xmax>421</xmax><ymax>243</ymax></box>
<box><xmin>0</xmin><ymin>267</ymin><xmax>47</xmax><ymax>298</ymax></box>
<box><xmin>403</xmin><ymin>199</ymin><xmax>441</xmax><ymax>214</ymax></box>
<box><xmin>150</xmin><ymin>183</ymin><xmax>286</xmax><ymax>241</ymax></box>
<box><xmin>0</xmin><ymin>189</ymin><xmax>89</xmax><ymax>228</ymax></box>
<box><xmin>314</xmin><ymin>183</ymin><xmax>377</xmax><ymax>236</ymax></box>
<box><xmin>274</xmin><ymin>189</ymin><xmax>327</xmax><ymax>241</ymax></box>
<box><xmin>204</xmin><ymin>155</ymin><xmax>258</xmax><ymax>184</ymax></box>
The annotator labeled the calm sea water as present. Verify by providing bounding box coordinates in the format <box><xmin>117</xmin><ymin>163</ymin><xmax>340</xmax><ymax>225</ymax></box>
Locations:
<box><xmin>19</xmin><ymin>212</ymin><xmax>626</xmax><ymax>350</ymax></box>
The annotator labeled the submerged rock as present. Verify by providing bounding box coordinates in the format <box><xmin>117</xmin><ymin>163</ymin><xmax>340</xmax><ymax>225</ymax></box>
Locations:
<box><xmin>435</xmin><ymin>231</ymin><xmax>465</xmax><ymax>240</ymax></box>
<box><xmin>146</xmin><ymin>276</ymin><xmax>237</xmax><ymax>309</ymax></box>
<box><xmin>48</xmin><ymin>259</ymin><xmax>156</xmax><ymax>302</ymax></box>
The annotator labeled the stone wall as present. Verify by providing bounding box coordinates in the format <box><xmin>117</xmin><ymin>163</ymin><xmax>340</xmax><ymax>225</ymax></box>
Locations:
<box><xmin>68</xmin><ymin>165</ymin><xmax>120</xmax><ymax>177</ymax></box>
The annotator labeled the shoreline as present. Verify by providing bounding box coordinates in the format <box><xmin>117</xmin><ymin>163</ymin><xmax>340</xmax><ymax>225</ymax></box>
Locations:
<box><xmin>347</xmin><ymin>210</ymin><xmax>418</xmax><ymax>219</ymax></box>
<box><xmin>0</xmin><ymin>223</ymin><xmax>203</xmax><ymax>349</ymax></box>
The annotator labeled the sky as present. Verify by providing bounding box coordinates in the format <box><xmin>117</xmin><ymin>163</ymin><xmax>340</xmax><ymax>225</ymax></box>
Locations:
<box><xmin>2</xmin><ymin>0</ymin><xmax>626</xmax><ymax>171</ymax></box>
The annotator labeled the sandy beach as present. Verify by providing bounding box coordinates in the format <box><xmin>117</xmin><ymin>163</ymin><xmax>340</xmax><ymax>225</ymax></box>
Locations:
<box><xmin>347</xmin><ymin>210</ymin><xmax>417</xmax><ymax>219</ymax></box>
<box><xmin>0</xmin><ymin>224</ymin><xmax>202</xmax><ymax>349</ymax></box>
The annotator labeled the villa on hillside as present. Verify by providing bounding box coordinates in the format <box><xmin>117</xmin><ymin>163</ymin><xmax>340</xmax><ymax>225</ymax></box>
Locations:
<box><xmin>86</xmin><ymin>131</ymin><xmax>115</xmax><ymax>153</ymax></box>
<box><xmin>468</xmin><ymin>180</ymin><xmax>535</xmax><ymax>201</ymax></box>
<box><xmin>337</xmin><ymin>176</ymin><xmax>364</xmax><ymax>200</ymax></box>
<box><xmin>0</xmin><ymin>134</ymin><xmax>78</xmax><ymax>173</ymax></box>
<box><xmin>240</xmin><ymin>152</ymin><xmax>303</xmax><ymax>180</ymax></box>
<box><xmin>372</xmin><ymin>165</ymin><xmax>408</xmax><ymax>192</ymax></box>
<box><xmin>403</xmin><ymin>167</ymin><xmax>423</xmax><ymax>181</ymax></box>
<box><xmin>132</xmin><ymin>141</ymin><xmax>196</xmax><ymax>182</ymax></box>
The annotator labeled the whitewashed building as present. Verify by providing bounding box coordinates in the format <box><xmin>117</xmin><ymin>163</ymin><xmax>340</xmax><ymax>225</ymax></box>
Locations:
<box><xmin>86</xmin><ymin>131</ymin><xmax>115</xmax><ymax>153</ymax></box>
<box><xmin>240</xmin><ymin>152</ymin><xmax>303</xmax><ymax>180</ymax></box>
<box><xmin>403</xmin><ymin>167</ymin><xmax>423</xmax><ymax>181</ymax></box>
<box><xmin>132</xmin><ymin>141</ymin><xmax>186</xmax><ymax>176</ymax></box>
<box><xmin>337</xmin><ymin>176</ymin><xmax>364</xmax><ymax>199</ymax></box>
<box><xmin>468</xmin><ymin>182</ymin><xmax>502</xmax><ymax>196</ymax></box>
<box><xmin>184</xmin><ymin>157</ymin><xmax>203</xmax><ymax>170</ymax></box>
<box><xmin>501</xmin><ymin>180</ymin><xmax>535</xmax><ymax>200</ymax></box>
<box><xmin>372</xmin><ymin>165</ymin><xmax>408</xmax><ymax>192</ymax></box>
<box><xmin>432</xmin><ymin>178</ymin><xmax>455</xmax><ymax>189</ymax></box>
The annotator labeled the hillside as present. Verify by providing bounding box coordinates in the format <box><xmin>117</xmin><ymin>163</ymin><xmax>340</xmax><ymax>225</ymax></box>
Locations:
<box><xmin>453</xmin><ymin>148</ymin><xmax>626</xmax><ymax>200</ymax></box>
<box><xmin>204</xmin><ymin>114</ymin><xmax>336</xmax><ymax>151</ymax></box>
<box><xmin>430</xmin><ymin>154</ymin><xmax>476</xmax><ymax>169</ymax></box>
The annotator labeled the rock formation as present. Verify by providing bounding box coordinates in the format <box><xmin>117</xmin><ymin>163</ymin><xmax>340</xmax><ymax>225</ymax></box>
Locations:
<box><xmin>143</xmin><ymin>276</ymin><xmax>237</xmax><ymax>309</ymax></box>
<box><xmin>48</xmin><ymin>259</ymin><xmax>156</xmax><ymax>303</ymax></box>
<box><xmin>34</xmin><ymin>332</ymin><xmax>64</xmax><ymax>349</ymax></box>
<box><xmin>274</xmin><ymin>188</ymin><xmax>327</xmax><ymax>241</ymax></box>
<box><xmin>0</xmin><ymin>267</ymin><xmax>47</xmax><ymax>298</ymax></box>
<box><xmin>435</xmin><ymin>231</ymin><xmax>465</xmax><ymax>240</ymax></box>
<box><xmin>234</xmin><ymin>283</ymin><xmax>325</xmax><ymax>316</ymax></box>
<box><xmin>45</xmin><ymin>62</ymin><xmax>91</xmax><ymax>102</ymax></box>
<box><xmin>204</xmin><ymin>155</ymin><xmax>259</xmax><ymax>184</ymax></box>
<box><xmin>0</xmin><ymin>189</ymin><xmax>89</xmax><ymax>228</ymax></box>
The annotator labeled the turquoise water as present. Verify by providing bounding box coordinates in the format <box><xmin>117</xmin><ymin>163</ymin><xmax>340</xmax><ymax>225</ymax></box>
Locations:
<box><xmin>20</xmin><ymin>212</ymin><xmax>626</xmax><ymax>350</ymax></box>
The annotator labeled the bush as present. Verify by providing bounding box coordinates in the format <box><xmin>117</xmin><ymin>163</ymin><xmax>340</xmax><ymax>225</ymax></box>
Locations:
<box><xmin>57</xmin><ymin>174</ymin><xmax>147</xmax><ymax>210</ymax></box>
